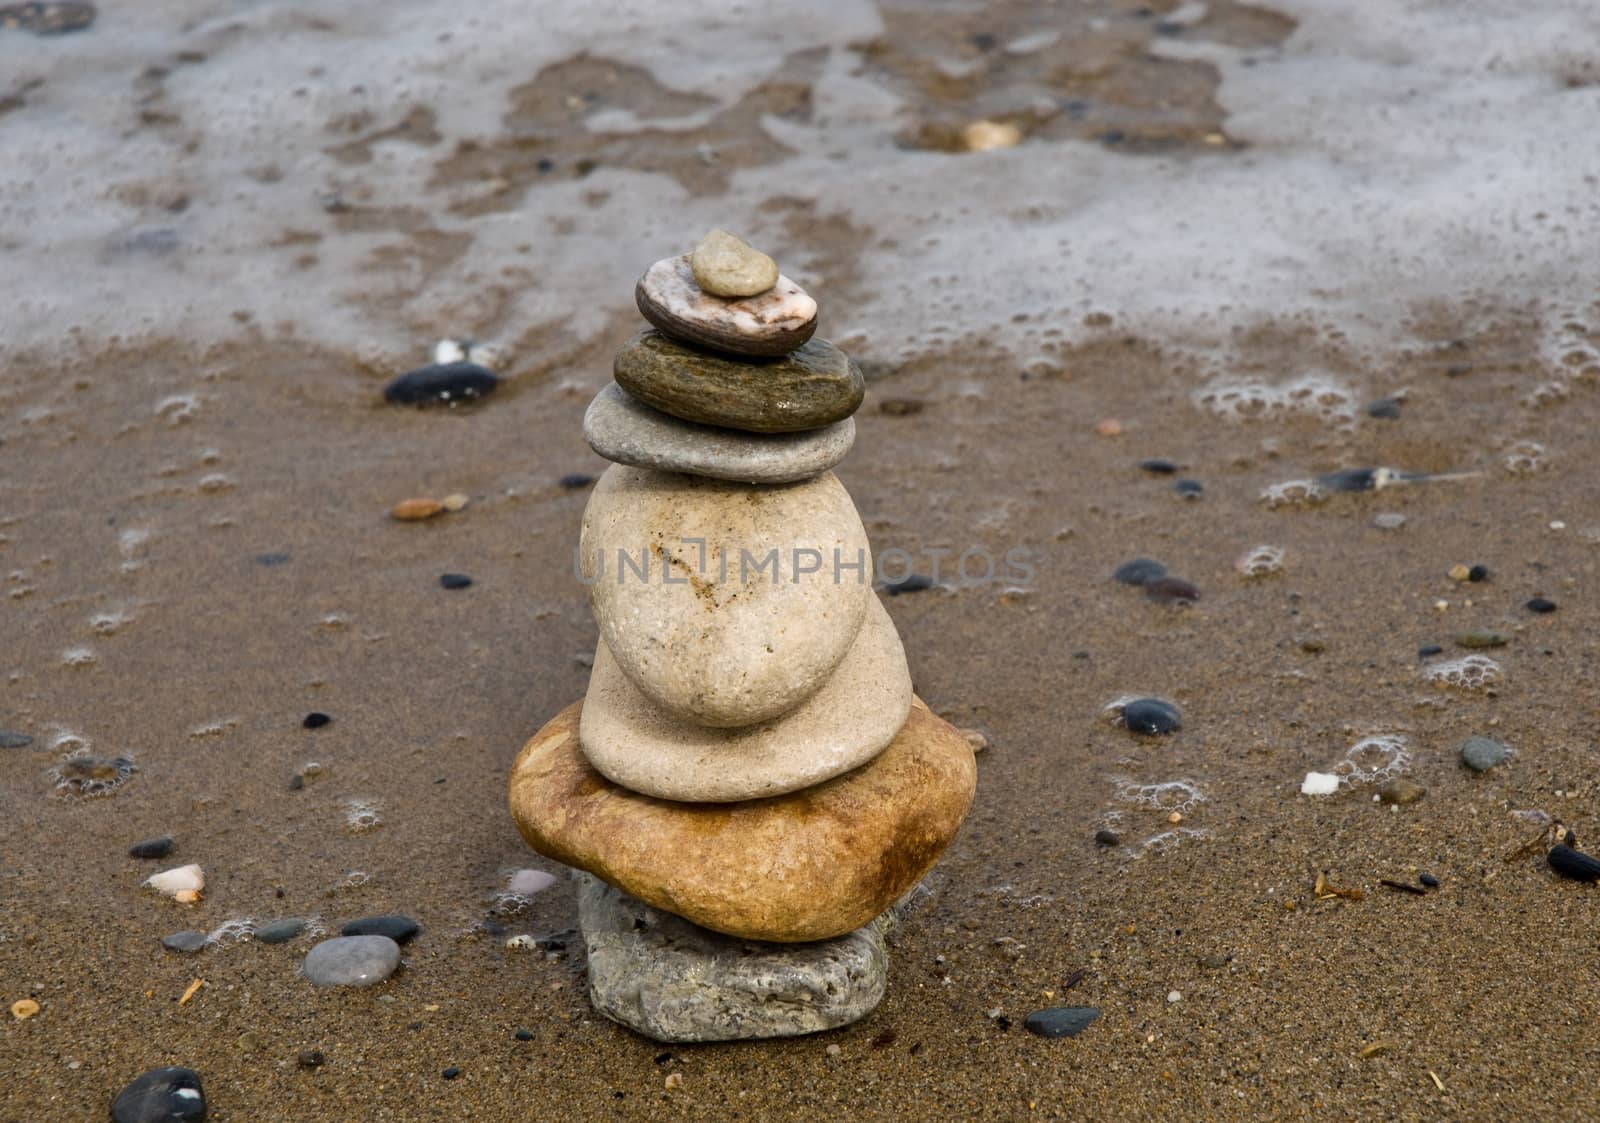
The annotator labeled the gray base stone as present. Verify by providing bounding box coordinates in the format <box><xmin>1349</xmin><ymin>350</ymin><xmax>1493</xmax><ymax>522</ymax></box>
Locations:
<box><xmin>584</xmin><ymin>382</ymin><xmax>854</xmax><ymax>484</ymax></box>
<box><xmin>577</xmin><ymin>873</ymin><xmax>890</xmax><ymax>1042</ymax></box>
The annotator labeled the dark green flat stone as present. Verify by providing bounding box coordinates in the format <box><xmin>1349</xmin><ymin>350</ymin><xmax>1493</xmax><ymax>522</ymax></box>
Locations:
<box><xmin>613</xmin><ymin>330</ymin><xmax>863</xmax><ymax>434</ymax></box>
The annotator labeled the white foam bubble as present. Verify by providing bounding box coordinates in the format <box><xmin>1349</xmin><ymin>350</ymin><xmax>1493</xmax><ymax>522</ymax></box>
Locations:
<box><xmin>1425</xmin><ymin>654</ymin><xmax>1504</xmax><ymax>692</ymax></box>
<box><xmin>1194</xmin><ymin>374</ymin><xmax>1356</xmax><ymax>426</ymax></box>
<box><xmin>1114</xmin><ymin>778</ymin><xmax>1207</xmax><ymax>813</ymax></box>
<box><xmin>1260</xmin><ymin>479</ymin><xmax>1328</xmax><ymax>509</ymax></box>
<box><xmin>1235</xmin><ymin>544</ymin><xmax>1285</xmax><ymax>578</ymax></box>
<box><xmin>343</xmin><ymin>798</ymin><xmax>383</xmax><ymax>833</ymax></box>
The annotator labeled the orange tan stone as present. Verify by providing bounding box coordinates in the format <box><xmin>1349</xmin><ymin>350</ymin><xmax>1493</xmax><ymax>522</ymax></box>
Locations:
<box><xmin>507</xmin><ymin>697</ymin><xmax>976</xmax><ymax>943</ymax></box>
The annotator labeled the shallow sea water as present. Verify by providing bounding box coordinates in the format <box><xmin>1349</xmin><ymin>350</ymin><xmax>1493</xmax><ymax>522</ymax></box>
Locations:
<box><xmin>3</xmin><ymin>1</ymin><xmax>1600</xmax><ymax>1119</ymax></box>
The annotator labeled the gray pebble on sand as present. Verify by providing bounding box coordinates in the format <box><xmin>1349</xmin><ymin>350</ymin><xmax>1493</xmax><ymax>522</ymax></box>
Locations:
<box><xmin>254</xmin><ymin>917</ymin><xmax>307</xmax><ymax>944</ymax></box>
<box><xmin>302</xmin><ymin>935</ymin><xmax>400</xmax><ymax>987</ymax></box>
<box><xmin>1461</xmin><ymin>736</ymin><xmax>1509</xmax><ymax>772</ymax></box>
<box><xmin>161</xmin><ymin>930</ymin><xmax>208</xmax><ymax>953</ymax></box>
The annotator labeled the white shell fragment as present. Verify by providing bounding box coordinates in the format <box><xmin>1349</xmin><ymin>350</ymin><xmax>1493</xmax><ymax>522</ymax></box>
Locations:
<box><xmin>1300</xmin><ymin>772</ymin><xmax>1340</xmax><ymax>796</ymax></box>
<box><xmin>144</xmin><ymin>863</ymin><xmax>205</xmax><ymax>900</ymax></box>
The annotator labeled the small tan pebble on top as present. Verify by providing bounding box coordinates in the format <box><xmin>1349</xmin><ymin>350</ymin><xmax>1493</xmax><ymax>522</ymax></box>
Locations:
<box><xmin>1448</xmin><ymin>564</ymin><xmax>1471</xmax><ymax>582</ymax></box>
<box><xmin>690</xmin><ymin>229</ymin><xmax>778</xmax><ymax>298</ymax></box>
<box><xmin>957</xmin><ymin>727</ymin><xmax>989</xmax><ymax>753</ymax></box>
<box><xmin>1167</xmin><ymin>811</ymin><xmax>1183</xmax><ymax>824</ymax></box>
<box><xmin>11</xmin><ymin>998</ymin><xmax>40</xmax><ymax>1020</ymax></box>
<box><xmin>391</xmin><ymin>497</ymin><xmax>444</xmax><ymax>521</ymax></box>
<box><xmin>663</xmin><ymin>1072</ymin><xmax>684</xmax><ymax>1092</ymax></box>
<box><xmin>961</xmin><ymin>119</ymin><xmax>1022</xmax><ymax>152</ymax></box>
<box><xmin>440</xmin><ymin>493</ymin><xmax>469</xmax><ymax>512</ymax></box>
<box><xmin>1096</xmin><ymin>418</ymin><xmax>1124</xmax><ymax>437</ymax></box>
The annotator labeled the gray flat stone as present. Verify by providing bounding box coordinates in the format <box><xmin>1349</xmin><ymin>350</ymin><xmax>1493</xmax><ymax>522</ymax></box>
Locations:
<box><xmin>302</xmin><ymin>935</ymin><xmax>400</xmax><ymax>987</ymax></box>
<box><xmin>254</xmin><ymin>917</ymin><xmax>307</xmax><ymax>945</ymax></box>
<box><xmin>1461</xmin><ymin>735</ymin><xmax>1509</xmax><ymax>772</ymax></box>
<box><xmin>584</xmin><ymin>383</ymin><xmax>853</xmax><ymax>484</ymax></box>
<box><xmin>577</xmin><ymin>874</ymin><xmax>889</xmax><ymax>1043</ymax></box>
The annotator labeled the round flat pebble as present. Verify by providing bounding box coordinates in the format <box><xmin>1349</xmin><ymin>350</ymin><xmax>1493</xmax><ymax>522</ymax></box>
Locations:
<box><xmin>514</xmin><ymin>1028</ymin><xmax>533</xmax><ymax>1041</ymax></box>
<box><xmin>302</xmin><ymin>712</ymin><xmax>331</xmax><ymax>729</ymax></box>
<box><xmin>1377</xmin><ymin>778</ymin><xmax>1426</xmax><ymax>806</ymax></box>
<box><xmin>112</xmin><ymin>1067</ymin><xmax>207</xmax><ymax>1123</ymax></box>
<box><xmin>1024</xmin><ymin>1006</ymin><xmax>1100</xmax><ymax>1038</ymax></box>
<box><xmin>0</xmin><ymin>730</ymin><xmax>34</xmax><ymax>748</ymax></box>
<box><xmin>1173</xmin><ymin>479</ymin><xmax>1204</xmax><ymax>498</ymax></box>
<box><xmin>341</xmin><ymin>914</ymin><xmax>420</xmax><ymax>944</ymax></box>
<box><xmin>584</xmin><ymin>382</ymin><xmax>855</xmax><ymax>484</ymax></box>
<box><xmin>254</xmin><ymin>918</ymin><xmax>307</xmax><ymax>945</ymax></box>
<box><xmin>161</xmin><ymin>930</ymin><xmax>208</xmax><ymax>953</ymax></box>
<box><xmin>1139</xmin><ymin>459</ymin><xmax>1178</xmax><ymax>474</ymax></box>
<box><xmin>1417</xmin><ymin>644</ymin><xmax>1443</xmax><ymax>658</ymax></box>
<box><xmin>439</xmin><ymin>573</ymin><xmax>473</xmax><ymax>590</ymax></box>
<box><xmin>1145</xmin><ymin>576</ymin><xmax>1200</xmax><ymax>604</ymax></box>
<box><xmin>1120</xmin><ymin>698</ymin><xmax>1180</xmax><ymax>735</ymax></box>
<box><xmin>614</xmin><ymin>330</ymin><xmax>863</xmax><ymax>434</ymax></box>
<box><xmin>558</xmin><ymin>473</ymin><xmax>596</xmax><ymax>489</ymax></box>
<box><xmin>1419</xmin><ymin>873</ymin><xmax>1439</xmax><ymax>888</ymax></box>
<box><xmin>1460</xmin><ymin>735</ymin><xmax>1509</xmax><ymax>772</ymax></box>
<box><xmin>636</xmin><ymin>254</ymin><xmax>817</xmax><ymax>357</ymax></box>
<box><xmin>1094</xmin><ymin>829</ymin><xmax>1121</xmax><ymax>847</ymax></box>
<box><xmin>383</xmin><ymin>362</ymin><xmax>498</xmax><ymax>407</ymax></box>
<box><xmin>1526</xmin><ymin>597</ymin><xmax>1557</xmax><ymax>613</ymax></box>
<box><xmin>441</xmin><ymin>1067</ymin><xmax>461</xmax><ymax>1081</ymax></box>
<box><xmin>302</xmin><ymin>935</ymin><xmax>401</xmax><ymax>987</ymax></box>
<box><xmin>128</xmin><ymin>836</ymin><xmax>173</xmax><ymax>859</ymax></box>
<box><xmin>1113</xmin><ymin>558</ymin><xmax>1167</xmax><ymax>586</ymax></box>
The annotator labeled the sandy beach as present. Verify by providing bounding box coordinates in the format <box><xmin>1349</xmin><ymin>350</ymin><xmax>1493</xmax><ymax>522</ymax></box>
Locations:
<box><xmin>5</xmin><ymin>1</ymin><xmax>1600</xmax><ymax>1119</ymax></box>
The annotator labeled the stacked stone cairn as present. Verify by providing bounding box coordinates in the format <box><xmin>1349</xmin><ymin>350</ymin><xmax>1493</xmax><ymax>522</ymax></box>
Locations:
<box><xmin>508</xmin><ymin>231</ymin><xmax>977</xmax><ymax>1043</ymax></box>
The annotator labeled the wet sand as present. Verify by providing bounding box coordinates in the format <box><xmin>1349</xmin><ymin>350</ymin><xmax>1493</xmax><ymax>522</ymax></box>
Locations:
<box><xmin>6</xmin><ymin>2</ymin><xmax>1600</xmax><ymax>1119</ymax></box>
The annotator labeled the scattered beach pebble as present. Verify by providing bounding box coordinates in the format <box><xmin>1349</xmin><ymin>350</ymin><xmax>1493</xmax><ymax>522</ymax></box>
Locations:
<box><xmin>961</xmin><ymin>119</ymin><xmax>1022</xmax><ymax>152</ymax></box>
<box><xmin>1548</xmin><ymin>844</ymin><xmax>1600</xmax><ymax>882</ymax></box>
<box><xmin>254</xmin><ymin>918</ymin><xmax>307</xmax><ymax>945</ymax></box>
<box><xmin>1526</xmin><ymin>596</ymin><xmax>1558</xmax><ymax>613</ymax></box>
<box><xmin>1460</xmin><ymin>736</ymin><xmax>1509</xmax><ymax>772</ymax></box>
<box><xmin>12</xmin><ymin>998</ymin><xmax>39</xmax><ymax>1020</ymax></box>
<box><xmin>957</xmin><ymin>728</ymin><xmax>989</xmax><ymax>754</ymax></box>
<box><xmin>514</xmin><ymin>1029</ymin><xmax>533</xmax><ymax>1041</ymax></box>
<box><xmin>883</xmin><ymin>574</ymin><xmax>935</xmax><ymax>596</ymax></box>
<box><xmin>1093</xmin><ymin>829</ymin><xmax>1121</xmax><ymax>847</ymax></box>
<box><xmin>302</xmin><ymin>712</ymin><xmax>331</xmax><ymax>730</ymax></box>
<box><xmin>878</xmin><ymin>398</ymin><xmax>925</xmax><ymax>416</ymax></box>
<box><xmin>1301</xmin><ymin>772</ymin><xmax>1340</xmax><ymax>796</ymax></box>
<box><xmin>1118</xmin><ymin>698</ymin><xmax>1181</xmax><ymax>735</ymax></box>
<box><xmin>0</xmin><ymin>730</ymin><xmax>33</xmax><ymax>748</ymax></box>
<box><xmin>383</xmin><ymin>362</ymin><xmax>498</xmax><ymax>407</ymax></box>
<box><xmin>342</xmin><ymin>914</ymin><xmax>420</xmax><ymax>944</ymax></box>
<box><xmin>1173</xmin><ymin>478</ymin><xmax>1204</xmax><ymax>499</ymax></box>
<box><xmin>558</xmin><ymin>473</ymin><xmax>596</xmax><ymax>490</ymax></box>
<box><xmin>1167</xmin><ymin>990</ymin><xmax>1182</xmax><ymax>1004</ymax></box>
<box><xmin>161</xmin><ymin>931</ymin><xmax>208</xmax><ymax>954</ymax></box>
<box><xmin>1366</xmin><ymin>397</ymin><xmax>1402</xmax><ymax>419</ymax></box>
<box><xmin>441</xmin><ymin>1066</ymin><xmax>461</xmax><ymax>1081</ymax></box>
<box><xmin>1419</xmin><ymin>873</ymin><xmax>1439</xmax><ymax>888</ymax></box>
<box><xmin>689</xmin><ymin>229</ymin><xmax>778</xmax><ymax>298</ymax></box>
<box><xmin>297</xmin><ymin>1049</ymin><xmax>325</xmax><ymax>1069</ymax></box>
<box><xmin>1094</xmin><ymin>418</ymin><xmax>1124</xmax><ymax>437</ymax></box>
<box><xmin>1023</xmin><ymin>1006</ymin><xmax>1100</xmax><ymax>1038</ymax></box>
<box><xmin>439</xmin><ymin>573</ymin><xmax>474</xmax><ymax>590</ymax></box>
<box><xmin>144</xmin><ymin>864</ymin><xmax>204</xmax><ymax>903</ymax></box>
<box><xmin>1373</xmin><ymin>513</ymin><xmax>1407</xmax><ymax>530</ymax></box>
<box><xmin>1448</xmin><ymin>564</ymin><xmax>1471</xmax><ymax>582</ymax></box>
<box><xmin>1144</xmin><ymin>576</ymin><xmax>1200</xmax><ymax>604</ymax></box>
<box><xmin>302</xmin><ymin>935</ymin><xmax>401</xmax><ymax>987</ymax></box>
<box><xmin>1138</xmin><ymin>458</ymin><xmax>1178</xmax><ymax>474</ymax></box>
<box><xmin>112</xmin><ymin>1067</ymin><xmax>206</xmax><ymax>1123</ymax></box>
<box><xmin>441</xmin><ymin>493</ymin><xmax>469</xmax><ymax>512</ymax></box>
<box><xmin>1468</xmin><ymin>564</ymin><xmax>1490</xmax><ymax>582</ymax></box>
<box><xmin>1377</xmin><ymin>778</ymin><xmax>1426</xmax><ymax>806</ymax></box>
<box><xmin>1456</xmin><ymin>630</ymin><xmax>1507</xmax><ymax>649</ymax></box>
<box><xmin>1113</xmin><ymin>558</ymin><xmax>1167</xmax><ymax>586</ymax></box>
<box><xmin>1418</xmin><ymin>645</ymin><xmax>1443</xmax><ymax>658</ymax></box>
<box><xmin>390</xmin><ymin>497</ymin><xmax>444</xmax><ymax>521</ymax></box>
<box><xmin>128</xmin><ymin>836</ymin><xmax>173</xmax><ymax>860</ymax></box>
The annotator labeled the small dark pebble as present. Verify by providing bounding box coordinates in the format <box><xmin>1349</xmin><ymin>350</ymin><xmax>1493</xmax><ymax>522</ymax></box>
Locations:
<box><xmin>1417</xmin><ymin>644</ymin><xmax>1444</xmax><ymax>658</ymax></box>
<box><xmin>1138</xmin><ymin>458</ymin><xmax>1178</xmax><ymax>475</ymax></box>
<box><xmin>871</xmin><ymin>1029</ymin><xmax>898</xmax><ymax>1049</ymax></box>
<box><xmin>128</xmin><ymin>835</ymin><xmax>173</xmax><ymax>860</ymax></box>
<box><xmin>884</xmin><ymin>574</ymin><xmax>935</xmax><ymax>596</ymax></box>
<box><xmin>1378</xmin><ymin>879</ymin><xmax>1426</xmax><ymax>896</ymax></box>
<box><xmin>558</xmin><ymin>473</ymin><xmax>596</xmax><ymax>490</ymax></box>
<box><xmin>1365</xmin><ymin>397</ymin><xmax>1402</xmax><ymax>419</ymax></box>
<box><xmin>297</xmin><ymin>1049</ymin><xmax>325</xmax><ymax>1069</ymax></box>
<box><xmin>112</xmin><ymin>1066</ymin><xmax>206</xmax><ymax>1123</ymax></box>
<box><xmin>1093</xmin><ymin>829</ymin><xmax>1121</xmax><ymax>847</ymax></box>
<box><xmin>878</xmin><ymin>397</ymin><xmax>925</xmax><ymax>416</ymax></box>
<box><xmin>0</xmin><ymin>730</ymin><xmax>34</xmax><ymax>748</ymax></box>
<box><xmin>1062</xmin><ymin>968</ymin><xmax>1087</xmax><ymax>990</ymax></box>
<box><xmin>342</xmin><ymin>914</ymin><xmax>421</xmax><ymax>944</ymax></box>
<box><xmin>383</xmin><ymin>362</ymin><xmax>498</xmax><ymax>407</ymax></box>
<box><xmin>515</xmin><ymin>1029</ymin><xmax>533</xmax><ymax>1042</ymax></box>
<box><xmin>161</xmin><ymin>930</ymin><xmax>208</xmax><ymax>953</ymax></box>
<box><xmin>1144</xmin><ymin>575</ymin><xmax>1200</xmax><ymax>604</ymax></box>
<box><xmin>441</xmin><ymin>1067</ymin><xmax>461</xmax><ymax>1081</ymax></box>
<box><xmin>1317</xmin><ymin>467</ymin><xmax>1381</xmax><ymax>492</ymax></box>
<box><xmin>1172</xmin><ymin>478</ymin><xmax>1204</xmax><ymax>499</ymax></box>
<box><xmin>254</xmin><ymin>552</ymin><xmax>291</xmax><ymax>567</ymax></box>
<box><xmin>439</xmin><ymin>573</ymin><xmax>474</xmax><ymax>590</ymax></box>
<box><xmin>1548</xmin><ymin>844</ymin><xmax>1600</xmax><ymax>882</ymax></box>
<box><xmin>994</xmin><ymin>1015</ymin><xmax>1012</xmax><ymax>1031</ymax></box>
<box><xmin>1467</xmin><ymin>564</ymin><xmax>1489</xmax><ymax>582</ymax></box>
<box><xmin>653</xmin><ymin>1052</ymin><xmax>673</xmax><ymax>1065</ymax></box>
<box><xmin>1120</xmin><ymin>697</ymin><xmax>1181</xmax><ymax>734</ymax></box>
<box><xmin>302</xmin><ymin>712</ymin><xmax>331</xmax><ymax>730</ymax></box>
<box><xmin>255</xmin><ymin>917</ymin><xmax>307</xmax><ymax>945</ymax></box>
<box><xmin>1024</xmin><ymin>1006</ymin><xmax>1100</xmax><ymax>1039</ymax></box>
<box><xmin>1113</xmin><ymin>557</ymin><xmax>1167</xmax><ymax>586</ymax></box>
<box><xmin>1419</xmin><ymin>873</ymin><xmax>1439</xmax><ymax>888</ymax></box>
<box><xmin>1527</xmin><ymin>597</ymin><xmax>1557</xmax><ymax>614</ymax></box>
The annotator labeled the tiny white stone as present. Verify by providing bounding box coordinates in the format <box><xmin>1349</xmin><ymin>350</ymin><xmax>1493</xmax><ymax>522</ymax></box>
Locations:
<box><xmin>508</xmin><ymin>869</ymin><xmax>557</xmax><ymax>897</ymax></box>
<box><xmin>144</xmin><ymin>863</ymin><xmax>205</xmax><ymax>897</ymax></box>
<box><xmin>1167</xmin><ymin>990</ymin><xmax>1182</xmax><ymax>1003</ymax></box>
<box><xmin>1301</xmin><ymin>772</ymin><xmax>1340</xmax><ymax>796</ymax></box>
<box><xmin>1550</xmin><ymin>520</ymin><xmax>1566</xmax><ymax>530</ymax></box>
<box><xmin>433</xmin><ymin>339</ymin><xmax>466</xmax><ymax>364</ymax></box>
<box><xmin>505</xmin><ymin>934</ymin><xmax>537</xmax><ymax>950</ymax></box>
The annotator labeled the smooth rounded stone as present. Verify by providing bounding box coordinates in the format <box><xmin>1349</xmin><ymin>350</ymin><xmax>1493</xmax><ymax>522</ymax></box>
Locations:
<box><xmin>1119</xmin><ymin>698</ymin><xmax>1180</xmax><ymax>735</ymax></box>
<box><xmin>613</xmin><ymin>330</ymin><xmax>863</xmax><ymax>434</ymax></box>
<box><xmin>584</xmin><ymin>382</ymin><xmax>855</xmax><ymax>484</ymax></box>
<box><xmin>254</xmin><ymin>918</ymin><xmax>307</xmax><ymax>945</ymax></box>
<box><xmin>161</xmin><ymin>930</ymin><xmax>208</xmax><ymax>953</ymax></box>
<box><xmin>1460</xmin><ymin>735</ymin><xmax>1509</xmax><ymax>772</ymax></box>
<box><xmin>1113</xmin><ymin>558</ymin><xmax>1167</xmax><ymax>586</ymax></box>
<box><xmin>636</xmin><ymin>254</ymin><xmax>817</xmax><ymax>358</ymax></box>
<box><xmin>1456</xmin><ymin>631</ymin><xmax>1507</xmax><ymax>648</ymax></box>
<box><xmin>112</xmin><ymin>1067</ymin><xmax>206</xmax><ymax>1123</ymax></box>
<box><xmin>1145</xmin><ymin>575</ymin><xmax>1200</xmax><ymax>604</ymax></box>
<box><xmin>302</xmin><ymin>935</ymin><xmax>401</xmax><ymax>987</ymax></box>
<box><xmin>690</xmin><ymin>229</ymin><xmax>779</xmax><ymax>298</ymax></box>
<box><xmin>128</xmin><ymin>835</ymin><xmax>173</xmax><ymax>859</ymax></box>
<box><xmin>577</xmin><ymin>873</ymin><xmax>888</xmax><ymax>1043</ymax></box>
<box><xmin>1378</xmin><ymin>778</ymin><xmax>1426</xmax><ymax>805</ymax></box>
<box><xmin>509</xmin><ymin>698</ymin><xmax>977</xmax><ymax>942</ymax></box>
<box><xmin>1526</xmin><ymin>596</ymin><xmax>1558</xmax><ymax>613</ymax></box>
<box><xmin>0</xmin><ymin>729</ymin><xmax>33</xmax><ymax>748</ymax></box>
<box><xmin>579</xmin><ymin>596</ymin><xmax>913</xmax><ymax>802</ymax></box>
<box><xmin>1024</xmin><ymin>1006</ymin><xmax>1100</xmax><ymax>1039</ymax></box>
<box><xmin>383</xmin><ymin>362</ymin><xmax>498</xmax><ymax>406</ymax></box>
<box><xmin>341</xmin><ymin>914</ymin><xmax>420</xmax><ymax>944</ymax></box>
<box><xmin>1549</xmin><ymin>845</ymin><xmax>1600</xmax><ymax>882</ymax></box>
<box><xmin>580</xmin><ymin>465</ymin><xmax>871</xmax><ymax>728</ymax></box>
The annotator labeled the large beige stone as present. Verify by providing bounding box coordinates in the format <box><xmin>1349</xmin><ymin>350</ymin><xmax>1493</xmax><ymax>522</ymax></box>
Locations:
<box><xmin>579</xmin><ymin>595</ymin><xmax>912</xmax><ymax>802</ymax></box>
<box><xmin>579</xmin><ymin>465</ymin><xmax>872</xmax><ymax>728</ymax></box>
<box><xmin>508</xmin><ymin>698</ymin><xmax>977</xmax><ymax>942</ymax></box>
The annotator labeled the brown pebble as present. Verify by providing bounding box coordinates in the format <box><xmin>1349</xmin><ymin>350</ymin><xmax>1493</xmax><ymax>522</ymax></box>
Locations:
<box><xmin>11</xmin><ymin>998</ymin><xmax>40</xmax><ymax>1020</ymax></box>
<box><xmin>440</xmin><ymin>493</ymin><xmax>469</xmax><ymax>512</ymax></box>
<box><xmin>391</xmin><ymin>498</ymin><xmax>444</xmax><ymax>521</ymax></box>
<box><xmin>664</xmin><ymin>1072</ymin><xmax>684</xmax><ymax>1092</ymax></box>
<box><xmin>1095</xmin><ymin>418</ymin><xmax>1124</xmax><ymax>437</ymax></box>
<box><xmin>1144</xmin><ymin>576</ymin><xmax>1200</xmax><ymax>604</ymax></box>
<box><xmin>1448</xmin><ymin>563</ymin><xmax>1471</xmax><ymax>582</ymax></box>
<box><xmin>1378</xmin><ymin>778</ymin><xmax>1427</xmax><ymax>806</ymax></box>
<box><xmin>1167</xmin><ymin>811</ymin><xmax>1183</xmax><ymax>824</ymax></box>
